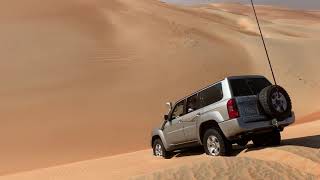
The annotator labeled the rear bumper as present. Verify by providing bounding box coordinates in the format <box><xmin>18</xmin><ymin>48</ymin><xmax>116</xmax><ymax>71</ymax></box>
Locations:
<box><xmin>219</xmin><ymin>112</ymin><xmax>295</xmax><ymax>140</ymax></box>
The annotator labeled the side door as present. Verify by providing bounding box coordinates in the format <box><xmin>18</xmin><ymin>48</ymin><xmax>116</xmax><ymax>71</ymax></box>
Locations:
<box><xmin>163</xmin><ymin>100</ymin><xmax>186</xmax><ymax>145</ymax></box>
<box><xmin>182</xmin><ymin>94</ymin><xmax>201</xmax><ymax>142</ymax></box>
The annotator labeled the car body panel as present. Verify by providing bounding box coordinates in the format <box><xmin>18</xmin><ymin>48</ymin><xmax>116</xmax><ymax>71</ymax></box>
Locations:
<box><xmin>163</xmin><ymin>116</ymin><xmax>185</xmax><ymax>146</ymax></box>
<box><xmin>181</xmin><ymin>109</ymin><xmax>201</xmax><ymax>142</ymax></box>
<box><xmin>219</xmin><ymin>112</ymin><xmax>295</xmax><ymax>139</ymax></box>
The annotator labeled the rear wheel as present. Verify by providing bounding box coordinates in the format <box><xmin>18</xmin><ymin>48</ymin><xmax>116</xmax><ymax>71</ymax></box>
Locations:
<box><xmin>252</xmin><ymin>131</ymin><xmax>281</xmax><ymax>147</ymax></box>
<box><xmin>268</xmin><ymin>131</ymin><xmax>281</xmax><ymax>146</ymax></box>
<box><xmin>252</xmin><ymin>135</ymin><xmax>265</xmax><ymax>146</ymax></box>
<box><xmin>236</xmin><ymin>139</ymin><xmax>249</xmax><ymax>147</ymax></box>
<box><xmin>152</xmin><ymin>139</ymin><xmax>172</xmax><ymax>159</ymax></box>
<box><xmin>203</xmin><ymin>128</ymin><xmax>232</xmax><ymax>156</ymax></box>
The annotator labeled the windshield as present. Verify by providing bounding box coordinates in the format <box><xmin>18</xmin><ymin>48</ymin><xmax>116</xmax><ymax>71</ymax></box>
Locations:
<box><xmin>230</xmin><ymin>78</ymin><xmax>272</xmax><ymax>97</ymax></box>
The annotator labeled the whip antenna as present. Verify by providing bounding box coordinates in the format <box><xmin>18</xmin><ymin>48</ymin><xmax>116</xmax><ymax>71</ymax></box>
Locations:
<box><xmin>250</xmin><ymin>0</ymin><xmax>277</xmax><ymax>85</ymax></box>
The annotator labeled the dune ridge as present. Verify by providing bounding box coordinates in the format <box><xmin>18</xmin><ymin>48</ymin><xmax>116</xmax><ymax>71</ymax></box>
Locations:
<box><xmin>133</xmin><ymin>157</ymin><xmax>317</xmax><ymax>180</ymax></box>
<box><xmin>298</xmin><ymin>111</ymin><xmax>320</xmax><ymax>124</ymax></box>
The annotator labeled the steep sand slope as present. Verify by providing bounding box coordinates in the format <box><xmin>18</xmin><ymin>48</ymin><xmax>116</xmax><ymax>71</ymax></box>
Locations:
<box><xmin>0</xmin><ymin>0</ymin><xmax>253</xmax><ymax>174</ymax></box>
<box><xmin>298</xmin><ymin>111</ymin><xmax>320</xmax><ymax>124</ymax></box>
<box><xmin>0</xmin><ymin>0</ymin><xmax>320</xmax><ymax>175</ymax></box>
<box><xmin>0</xmin><ymin>120</ymin><xmax>319</xmax><ymax>180</ymax></box>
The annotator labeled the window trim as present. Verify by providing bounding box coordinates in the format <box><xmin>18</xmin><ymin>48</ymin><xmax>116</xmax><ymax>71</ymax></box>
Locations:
<box><xmin>185</xmin><ymin>93</ymin><xmax>200</xmax><ymax>114</ymax></box>
<box><xmin>198</xmin><ymin>82</ymin><xmax>223</xmax><ymax>109</ymax></box>
<box><xmin>169</xmin><ymin>99</ymin><xmax>186</xmax><ymax>120</ymax></box>
<box><xmin>228</xmin><ymin>78</ymin><xmax>272</xmax><ymax>97</ymax></box>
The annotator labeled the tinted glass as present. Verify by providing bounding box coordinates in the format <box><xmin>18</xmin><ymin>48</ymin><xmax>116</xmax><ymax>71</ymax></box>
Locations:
<box><xmin>171</xmin><ymin>100</ymin><xmax>184</xmax><ymax>119</ymax></box>
<box><xmin>186</xmin><ymin>94</ymin><xmax>199</xmax><ymax>113</ymax></box>
<box><xmin>199</xmin><ymin>83</ymin><xmax>223</xmax><ymax>108</ymax></box>
<box><xmin>230</xmin><ymin>78</ymin><xmax>272</xmax><ymax>97</ymax></box>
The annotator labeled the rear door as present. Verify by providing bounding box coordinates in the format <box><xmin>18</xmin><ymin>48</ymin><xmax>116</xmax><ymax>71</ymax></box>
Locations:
<box><xmin>163</xmin><ymin>100</ymin><xmax>186</xmax><ymax>145</ymax></box>
<box><xmin>183</xmin><ymin>83</ymin><xmax>224</xmax><ymax>142</ymax></box>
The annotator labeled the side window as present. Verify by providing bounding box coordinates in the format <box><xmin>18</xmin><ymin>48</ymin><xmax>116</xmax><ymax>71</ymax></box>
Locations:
<box><xmin>186</xmin><ymin>94</ymin><xmax>199</xmax><ymax>114</ymax></box>
<box><xmin>171</xmin><ymin>100</ymin><xmax>185</xmax><ymax>120</ymax></box>
<box><xmin>199</xmin><ymin>83</ymin><xmax>223</xmax><ymax>108</ymax></box>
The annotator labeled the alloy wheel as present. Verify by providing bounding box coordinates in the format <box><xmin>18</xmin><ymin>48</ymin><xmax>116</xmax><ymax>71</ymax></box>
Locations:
<box><xmin>207</xmin><ymin>135</ymin><xmax>221</xmax><ymax>156</ymax></box>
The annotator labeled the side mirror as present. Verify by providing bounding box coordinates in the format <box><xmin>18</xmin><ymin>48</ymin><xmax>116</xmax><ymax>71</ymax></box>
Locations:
<box><xmin>188</xmin><ymin>108</ymin><xmax>194</xmax><ymax>113</ymax></box>
<box><xmin>164</xmin><ymin>114</ymin><xmax>169</xmax><ymax>121</ymax></box>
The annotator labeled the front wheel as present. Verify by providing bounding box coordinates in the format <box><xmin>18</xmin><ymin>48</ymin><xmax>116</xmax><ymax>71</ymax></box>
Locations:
<box><xmin>152</xmin><ymin>138</ymin><xmax>172</xmax><ymax>159</ymax></box>
<box><xmin>203</xmin><ymin>128</ymin><xmax>232</xmax><ymax>156</ymax></box>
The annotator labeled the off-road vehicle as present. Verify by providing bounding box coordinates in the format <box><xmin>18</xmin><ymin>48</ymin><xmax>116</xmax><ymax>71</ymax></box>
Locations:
<box><xmin>151</xmin><ymin>75</ymin><xmax>294</xmax><ymax>158</ymax></box>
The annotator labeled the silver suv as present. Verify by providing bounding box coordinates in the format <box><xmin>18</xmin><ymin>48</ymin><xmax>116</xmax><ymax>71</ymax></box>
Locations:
<box><xmin>151</xmin><ymin>75</ymin><xmax>295</xmax><ymax>158</ymax></box>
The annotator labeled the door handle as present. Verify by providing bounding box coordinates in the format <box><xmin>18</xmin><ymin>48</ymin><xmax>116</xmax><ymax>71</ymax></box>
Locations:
<box><xmin>196</xmin><ymin>113</ymin><xmax>201</xmax><ymax>117</ymax></box>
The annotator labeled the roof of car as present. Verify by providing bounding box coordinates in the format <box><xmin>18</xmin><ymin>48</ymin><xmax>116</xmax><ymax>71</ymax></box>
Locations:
<box><xmin>172</xmin><ymin>75</ymin><xmax>267</xmax><ymax>104</ymax></box>
<box><xmin>227</xmin><ymin>75</ymin><xmax>266</xmax><ymax>80</ymax></box>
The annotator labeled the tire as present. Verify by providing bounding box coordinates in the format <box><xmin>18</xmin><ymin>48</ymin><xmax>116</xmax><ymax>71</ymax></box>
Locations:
<box><xmin>269</xmin><ymin>131</ymin><xmax>281</xmax><ymax>146</ymax></box>
<box><xmin>252</xmin><ymin>135</ymin><xmax>266</xmax><ymax>147</ymax></box>
<box><xmin>252</xmin><ymin>135</ymin><xmax>265</xmax><ymax>147</ymax></box>
<box><xmin>252</xmin><ymin>131</ymin><xmax>281</xmax><ymax>147</ymax></box>
<box><xmin>258</xmin><ymin>85</ymin><xmax>292</xmax><ymax>118</ymax></box>
<box><xmin>203</xmin><ymin>128</ymin><xmax>232</xmax><ymax>156</ymax></box>
<box><xmin>237</xmin><ymin>139</ymin><xmax>249</xmax><ymax>147</ymax></box>
<box><xmin>152</xmin><ymin>138</ymin><xmax>172</xmax><ymax>159</ymax></box>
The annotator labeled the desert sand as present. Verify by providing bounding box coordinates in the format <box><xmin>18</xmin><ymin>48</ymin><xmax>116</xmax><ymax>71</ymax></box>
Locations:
<box><xmin>0</xmin><ymin>0</ymin><xmax>320</xmax><ymax>176</ymax></box>
<box><xmin>0</xmin><ymin>120</ymin><xmax>319</xmax><ymax>180</ymax></box>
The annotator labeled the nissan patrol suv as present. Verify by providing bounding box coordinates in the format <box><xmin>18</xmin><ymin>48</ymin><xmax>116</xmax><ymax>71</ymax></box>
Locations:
<box><xmin>151</xmin><ymin>75</ymin><xmax>294</xmax><ymax>158</ymax></box>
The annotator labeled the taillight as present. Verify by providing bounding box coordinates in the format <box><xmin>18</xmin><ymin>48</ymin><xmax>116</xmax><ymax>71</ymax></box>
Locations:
<box><xmin>227</xmin><ymin>99</ymin><xmax>239</xmax><ymax>119</ymax></box>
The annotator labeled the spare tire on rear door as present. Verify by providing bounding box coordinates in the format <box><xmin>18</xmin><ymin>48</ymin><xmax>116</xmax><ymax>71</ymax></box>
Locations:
<box><xmin>258</xmin><ymin>85</ymin><xmax>292</xmax><ymax>118</ymax></box>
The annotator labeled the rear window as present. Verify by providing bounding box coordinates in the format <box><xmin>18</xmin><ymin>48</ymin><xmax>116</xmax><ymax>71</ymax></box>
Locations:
<box><xmin>230</xmin><ymin>78</ymin><xmax>271</xmax><ymax>97</ymax></box>
<box><xmin>199</xmin><ymin>83</ymin><xmax>223</xmax><ymax>108</ymax></box>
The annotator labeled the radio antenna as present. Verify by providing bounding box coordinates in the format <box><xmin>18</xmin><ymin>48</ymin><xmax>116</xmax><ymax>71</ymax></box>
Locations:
<box><xmin>250</xmin><ymin>0</ymin><xmax>277</xmax><ymax>85</ymax></box>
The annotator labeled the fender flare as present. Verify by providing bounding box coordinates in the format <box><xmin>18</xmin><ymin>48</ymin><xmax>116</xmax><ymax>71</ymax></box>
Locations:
<box><xmin>151</xmin><ymin>128</ymin><xmax>170</xmax><ymax>151</ymax></box>
<box><xmin>197</xmin><ymin>111</ymin><xmax>226</xmax><ymax>144</ymax></box>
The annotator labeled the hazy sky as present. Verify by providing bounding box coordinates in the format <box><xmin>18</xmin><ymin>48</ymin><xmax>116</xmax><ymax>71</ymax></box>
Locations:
<box><xmin>161</xmin><ymin>0</ymin><xmax>320</xmax><ymax>10</ymax></box>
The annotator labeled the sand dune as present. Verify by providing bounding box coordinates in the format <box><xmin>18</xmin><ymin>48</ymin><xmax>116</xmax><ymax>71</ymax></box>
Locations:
<box><xmin>0</xmin><ymin>0</ymin><xmax>320</xmax><ymax>175</ymax></box>
<box><xmin>134</xmin><ymin>158</ymin><xmax>317</xmax><ymax>180</ymax></box>
<box><xmin>0</xmin><ymin>120</ymin><xmax>319</xmax><ymax>180</ymax></box>
<box><xmin>298</xmin><ymin>111</ymin><xmax>320</xmax><ymax>124</ymax></box>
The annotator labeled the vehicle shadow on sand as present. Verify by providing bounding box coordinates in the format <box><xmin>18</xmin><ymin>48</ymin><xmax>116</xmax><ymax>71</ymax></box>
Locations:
<box><xmin>240</xmin><ymin>134</ymin><xmax>320</xmax><ymax>155</ymax></box>
<box><xmin>172</xmin><ymin>135</ymin><xmax>320</xmax><ymax>158</ymax></box>
<box><xmin>281</xmin><ymin>135</ymin><xmax>320</xmax><ymax>148</ymax></box>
